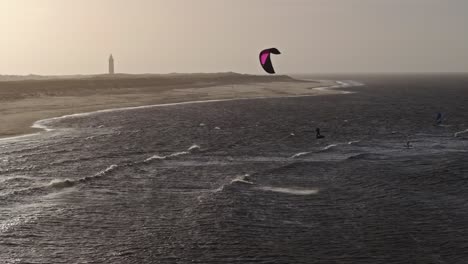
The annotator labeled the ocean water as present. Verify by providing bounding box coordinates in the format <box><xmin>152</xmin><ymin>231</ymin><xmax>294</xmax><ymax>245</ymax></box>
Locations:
<box><xmin>1</xmin><ymin>75</ymin><xmax>468</xmax><ymax>263</ymax></box>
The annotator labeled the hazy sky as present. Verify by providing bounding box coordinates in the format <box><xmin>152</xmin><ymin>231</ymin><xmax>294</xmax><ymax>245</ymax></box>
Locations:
<box><xmin>1</xmin><ymin>0</ymin><xmax>468</xmax><ymax>75</ymax></box>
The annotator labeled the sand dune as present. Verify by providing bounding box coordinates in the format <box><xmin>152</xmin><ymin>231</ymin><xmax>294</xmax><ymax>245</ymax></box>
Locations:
<box><xmin>0</xmin><ymin>73</ymin><xmax>337</xmax><ymax>138</ymax></box>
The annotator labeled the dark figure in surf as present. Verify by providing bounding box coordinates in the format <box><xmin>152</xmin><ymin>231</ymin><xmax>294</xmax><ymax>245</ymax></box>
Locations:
<box><xmin>436</xmin><ymin>112</ymin><xmax>443</xmax><ymax>125</ymax></box>
<box><xmin>316</xmin><ymin>128</ymin><xmax>324</xmax><ymax>139</ymax></box>
<box><xmin>405</xmin><ymin>141</ymin><xmax>412</xmax><ymax>149</ymax></box>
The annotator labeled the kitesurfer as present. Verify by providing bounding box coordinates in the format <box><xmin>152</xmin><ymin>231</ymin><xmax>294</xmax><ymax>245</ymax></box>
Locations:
<box><xmin>316</xmin><ymin>128</ymin><xmax>324</xmax><ymax>139</ymax></box>
<box><xmin>405</xmin><ymin>141</ymin><xmax>412</xmax><ymax>148</ymax></box>
<box><xmin>436</xmin><ymin>112</ymin><xmax>443</xmax><ymax>125</ymax></box>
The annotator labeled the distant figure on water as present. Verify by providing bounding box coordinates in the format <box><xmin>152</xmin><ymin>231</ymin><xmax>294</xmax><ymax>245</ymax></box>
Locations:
<box><xmin>405</xmin><ymin>140</ymin><xmax>412</xmax><ymax>149</ymax></box>
<box><xmin>316</xmin><ymin>128</ymin><xmax>324</xmax><ymax>139</ymax></box>
<box><xmin>436</xmin><ymin>112</ymin><xmax>443</xmax><ymax>125</ymax></box>
<box><xmin>405</xmin><ymin>135</ymin><xmax>412</xmax><ymax>149</ymax></box>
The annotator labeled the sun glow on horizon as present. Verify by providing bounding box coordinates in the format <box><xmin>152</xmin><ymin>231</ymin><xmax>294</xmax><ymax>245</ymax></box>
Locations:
<box><xmin>1</xmin><ymin>0</ymin><xmax>468</xmax><ymax>75</ymax></box>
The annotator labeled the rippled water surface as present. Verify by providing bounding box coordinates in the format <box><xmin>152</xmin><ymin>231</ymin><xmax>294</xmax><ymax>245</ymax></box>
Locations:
<box><xmin>1</xmin><ymin>75</ymin><xmax>468</xmax><ymax>263</ymax></box>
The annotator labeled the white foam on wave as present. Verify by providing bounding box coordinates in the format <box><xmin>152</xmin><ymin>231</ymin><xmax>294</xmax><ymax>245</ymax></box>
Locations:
<box><xmin>455</xmin><ymin>129</ymin><xmax>468</xmax><ymax>137</ymax></box>
<box><xmin>257</xmin><ymin>186</ymin><xmax>319</xmax><ymax>195</ymax></box>
<box><xmin>144</xmin><ymin>144</ymin><xmax>200</xmax><ymax>162</ymax></box>
<box><xmin>291</xmin><ymin>152</ymin><xmax>311</xmax><ymax>158</ymax></box>
<box><xmin>230</xmin><ymin>174</ymin><xmax>254</xmax><ymax>185</ymax></box>
<box><xmin>0</xmin><ymin>163</ymin><xmax>120</xmax><ymax>200</ymax></box>
<box><xmin>94</xmin><ymin>164</ymin><xmax>118</xmax><ymax>177</ymax></box>
<box><xmin>0</xmin><ymin>210</ymin><xmax>39</xmax><ymax>234</ymax></box>
<box><xmin>31</xmin><ymin>121</ymin><xmax>55</xmax><ymax>132</ymax></box>
<box><xmin>53</xmin><ymin>164</ymin><xmax>119</xmax><ymax>187</ymax></box>
<box><xmin>144</xmin><ymin>155</ymin><xmax>166</xmax><ymax>162</ymax></box>
<box><xmin>168</xmin><ymin>151</ymin><xmax>190</xmax><ymax>157</ymax></box>
<box><xmin>336</xmin><ymin>80</ymin><xmax>366</xmax><ymax>87</ymax></box>
<box><xmin>188</xmin><ymin>144</ymin><xmax>200</xmax><ymax>151</ymax></box>
<box><xmin>322</xmin><ymin>144</ymin><xmax>338</xmax><ymax>151</ymax></box>
<box><xmin>212</xmin><ymin>174</ymin><xmax>253</xmax><ymax>193</ymax></box>
<box><xmin>49</xmin><ymin>164</ymin><xmax>118</xmax><ymax>185</ymax></box>
<box><xmin>48</xmin><ymin>178</ymin><xmax>75</xmax><ymax>189</ymax></box>
<box><xmin>291</xmin><ymin>142</ymin><xmax>346</xmax><ymax>158</ymax></box>
<box><xmin>0</xmin><ymin>199</ymin><xmax>65</xmax><ymax>234</ymax></box>
<box><xmin>314</xmin><ymin>80</ymin><xmax>365</xmax><ymax>94</ymax></box>
<box><xmin>145</xmin><ymin>152</ymin><xmax>188</xmax><ymax>162</ymax></box>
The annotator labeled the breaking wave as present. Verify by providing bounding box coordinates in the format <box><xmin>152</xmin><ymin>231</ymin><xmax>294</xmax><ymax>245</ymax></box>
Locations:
<box><xmin>322</xmin><ymin>144</ymin><xmax>338</xmax><ymax>151</ymax></box>
<box><xmin>12</xmin><ymin>144</ymin><xmax>203</xmax><ymax>197</ymax></box>
<box><xmin>230</xmin><ymin>174</ymin><xmax>254</xmax><ymax>185</ymax></box>
<box><xmin>257</xmin><ymin>186</ymin><xmax>319</xmax><ymax>195</ymax></box>
<box><xmin>48</xmin><ymin>179</ymin><xmax>76</xmax><ymax>189</ymax></box>
<box><xmin>188</xmin><ymin>144</ymin><xmax>201</xmax><ymax>151</ymax></box>
<box><xmin>455</xmin><ymin>129</ymin><xmax>468</xmax><ymax>137</ymax></box>
<box><xmin>144</xmin><ymin>144</ymin><xmax>200</xmax><ymax>162</ymax></box>
<box><xmin>291</xmin><ymin>142</ymin><xmax>350</xmax><ymax>158</ymax></box>
<box><xmin>212</xmin><ymin>174</ymin><xmax>254</xmax><ymax>193</ymax></box>
<box><xmin>45</xmin><ymin>164</ymin><xmax>120</xmax><ymax>191</ymax></box>
<box><xmin>291</xmin><ymin>152</ymin><xmax>311</xmax><ymax>158</ymax></box>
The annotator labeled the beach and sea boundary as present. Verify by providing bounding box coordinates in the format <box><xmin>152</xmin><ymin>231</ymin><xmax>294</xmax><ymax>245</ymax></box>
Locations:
<box><xmin>0</xmin><ymin>73</ymin><xmax>358</xmax><ymax>141</ymax></box>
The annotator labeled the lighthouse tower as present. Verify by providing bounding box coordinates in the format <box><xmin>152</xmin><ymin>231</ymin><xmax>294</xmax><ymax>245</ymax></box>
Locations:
<box><xmin>108</xmin><ymin>54</ymin><xmax>115</xmax><ymax>75</ymax></box>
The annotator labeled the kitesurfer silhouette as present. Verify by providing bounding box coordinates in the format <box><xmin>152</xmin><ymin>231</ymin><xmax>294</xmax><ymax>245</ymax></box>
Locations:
<box><xmin>436</xmin><ymin>112</ymin><xmax>443</xmax><ymax>125</ymax></box>
<box><xmin>405</xmin><ymin>140</ymin><xmax>412</xmax><ymax>149</ymax></box>
<box><xmin>316</xmin><ymin>128</ymin><xmax>324</xmax><ymax>139</ymax></box>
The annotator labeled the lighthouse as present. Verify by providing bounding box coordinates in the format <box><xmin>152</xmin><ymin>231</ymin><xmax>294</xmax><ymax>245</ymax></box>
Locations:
<box><xmin>108</xmin><ymin>54</ymin><xmax>114</xmax><ymax>75</ymax></box>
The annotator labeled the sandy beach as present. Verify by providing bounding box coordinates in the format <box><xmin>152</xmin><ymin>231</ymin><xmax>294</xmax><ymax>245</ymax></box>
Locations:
<box><xmin>0</xmin><ymin>73</ymin><xmax>337</xmax><ymax>138</ymax></box>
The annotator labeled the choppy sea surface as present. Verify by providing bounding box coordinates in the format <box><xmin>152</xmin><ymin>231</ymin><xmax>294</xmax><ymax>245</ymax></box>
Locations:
<box><xmin>1</xmin><ymin>75</ymin><xmax>468</xmax><ymax>263</ymax></box>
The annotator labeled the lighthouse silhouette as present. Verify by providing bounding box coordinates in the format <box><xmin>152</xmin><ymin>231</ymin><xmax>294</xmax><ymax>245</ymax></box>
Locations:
<box><xmin>108</xmin><ymin>54</ymin><xmax>114</xmax><ymax>75</ymax></box>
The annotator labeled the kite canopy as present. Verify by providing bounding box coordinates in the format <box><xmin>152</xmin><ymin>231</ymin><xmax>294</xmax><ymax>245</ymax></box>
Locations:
<box><xmin>259</xmin><ymin>48</ymin><xmax>281</xmax><ymax>74</ymax></box>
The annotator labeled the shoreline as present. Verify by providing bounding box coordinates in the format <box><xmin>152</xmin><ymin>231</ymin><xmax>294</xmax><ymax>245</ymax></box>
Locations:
<box><xmin>0</xmin><ymin>78</ymin><xmax>356</xmax><ymax>142</ymax></box>
<box><xmin>32</xmin><ymin>86</ymin><xmax>347</xmax><ymax>131</ymax></box>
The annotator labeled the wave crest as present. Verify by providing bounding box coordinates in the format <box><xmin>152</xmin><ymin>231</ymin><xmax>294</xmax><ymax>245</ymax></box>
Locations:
<box><xmin>48</xmin><ymin>179</ymin><xmax>75</xmax><ymax>189</ymax></box>
<box><xmin>257</xmin><ymin>186</ymin><xmax>319</xmax><ymax>195</ymax></box>
<box><xmin>144</xmin><ymin>144</ymin><xmax>200</xmax><ymax>162</ymax></box>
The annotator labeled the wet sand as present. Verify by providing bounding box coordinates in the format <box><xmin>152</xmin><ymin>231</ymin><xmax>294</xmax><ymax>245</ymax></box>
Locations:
<box><xmin>0</xmin><ymin>73</ymin><xmax>336</xmax><ymax>138</ymax></box>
